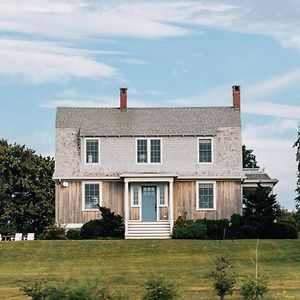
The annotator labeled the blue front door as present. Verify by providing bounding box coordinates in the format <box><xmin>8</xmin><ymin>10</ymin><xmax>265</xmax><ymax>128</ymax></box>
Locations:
<box><xmin>142</xmin><ymin>186</ymin><xmax>157</xmax><ymax>221</ymax></box>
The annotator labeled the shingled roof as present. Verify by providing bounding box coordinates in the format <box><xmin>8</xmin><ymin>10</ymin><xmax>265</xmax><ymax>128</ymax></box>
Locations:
<box><xmin>56</xmin><ymin>106</ymin><xmax>241</xmax><ymax>137</ymax></box>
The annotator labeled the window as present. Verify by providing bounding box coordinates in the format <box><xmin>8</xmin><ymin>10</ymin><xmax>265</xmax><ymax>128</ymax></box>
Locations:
<box><xmin>83</xmin><ymin>183</ymin><xmax>100</xmax><ymax>210</ymax></box>
<box><xmin>199</xmin><ymin>138</ymin><xmax>212</xmax><ymax>163</ymax></box>
<box><xmin>159</xmin><ymin>186</ymin><xmax>166</xmax><ymax>206</ymax></box>
<box><xmin>132</xmin><ymin>186</ymin><xmax>140</xmax><ymax>206</ymax></box>
<box><xmin>85</xmin><ymin>139</ymin><xmax>99</xmax><ymax>163</ymax></box>
<box><xmin>198</xmin><ymin>183</ymin><xmax>215</xmax><ymax>210</ymax></box>
<box><xmin>137</xmin><ymin>138</ymin><xmax>161</xmax><ymax>164</ymax></box>
<box><xmin>137</xmin><ymin>139</ymin><xmax>147</xmax><ymax>163</ymax></box>
<box><xmin>151</xmin><ymin>139</ymin><xmax>161</xmax><ymax>163</ymax></box>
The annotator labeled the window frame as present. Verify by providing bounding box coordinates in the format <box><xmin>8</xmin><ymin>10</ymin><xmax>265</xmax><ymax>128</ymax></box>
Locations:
<box><xmin>196</xmin><ymin>181</ymin><xmax>216</xmax><ymax>211</ymax></box>
<box><xmin>84</xmin><ymin>138</ymin><xmax>100</xmax><ymax>165</ymax></box>
<box><xmin>198</xmin><ymin>137</ymin><xmax>213</xmax><ymax>164</ymax></box>
<box><xmin>82</xmin><ymin>181</ymin><xmax>102</xmax><ymax>211</ymax></box>
<box><xmin>158</xmin><ymin>184</ymin><xmax>168</xmax><ymax>207</ymax></box>
<box><xmin>130</xmin><ymin>184</ymin><xmax>141</xmax><ymax>207</ymax></box>
<box><xmin>136</xmin><ymin>138</ymin><xmax>162</xmax><ymax>165</ymax></box>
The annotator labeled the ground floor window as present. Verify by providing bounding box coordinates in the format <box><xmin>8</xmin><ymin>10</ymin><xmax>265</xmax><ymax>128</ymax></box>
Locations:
<box><xmin>197</xmin><ymin>182</ymin><xmax>215</xmax><ymax>210</ymax></box>
<box><xmin>83</xmin><ymin>182</ymin><xmax>101</xmax><ymax>210</ymax></box>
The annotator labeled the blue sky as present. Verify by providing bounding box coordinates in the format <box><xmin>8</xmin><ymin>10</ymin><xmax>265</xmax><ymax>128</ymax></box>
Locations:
<box><xmin>0</xmin><ymin>0</ymin><xmax>299</xmax><ymax>209</ymax></box>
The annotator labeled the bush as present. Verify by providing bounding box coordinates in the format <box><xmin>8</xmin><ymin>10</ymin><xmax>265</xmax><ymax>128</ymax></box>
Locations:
<box><xmin>142</xmin><ymin>277</ymin><xmax>177</xmax><ymax>300</ymax></box>
<box><xmin>66</xmin><ymin>229</ymin><xmax>81</xmax><ymax>240</ymax></box>
<box><xmin>271</xmin><ymin>223</ymin><xmax>298</xmax><ymax>239</ymax></box>
<box><xmin>40</xmin><ymin>223</ymin><xmax>66</xmax><ymax>240</ymax></box>
<box><xmin>21</xmin><ymin>279</ymin><xmax>128</xmax><ymax>300</ymax></box>
<box><xmin>240</xmin><ymin>278</ymin><xmax>268</xmax><ymax>300</ymax></box>
<box><xmin>198</xmin><ymin>219</ymin><xmax>229</xmax><ymax>239</ymax></box>
<box><xmin>81</xmin><ymin>207</ymin><xmax>124</xmax><ymax>239</ymax></box>
<box><xmin>172</xmin><ymin>220</ymin><xmax>206</xmax><ymax>239</ymax></box>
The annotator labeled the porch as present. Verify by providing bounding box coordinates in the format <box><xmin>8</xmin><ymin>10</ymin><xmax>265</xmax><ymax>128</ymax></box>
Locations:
<box><xmin>122</xmin><ymin>174</ymin><xmax>175</xmax><ymax>239</ymax></box>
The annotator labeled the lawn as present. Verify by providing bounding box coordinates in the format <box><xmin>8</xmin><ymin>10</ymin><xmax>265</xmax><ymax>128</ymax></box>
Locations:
<box><xmin>0</xmin><ymin>239</ymin><xmax>299</xmax><ymax>299</ymax></box>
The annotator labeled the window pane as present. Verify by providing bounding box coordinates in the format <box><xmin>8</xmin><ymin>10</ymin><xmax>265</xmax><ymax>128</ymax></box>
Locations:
<box><xmin>133</xmin><ymin>187</ymin><xmax>139</xmax><ymax>206</ymax></box>
<box><xmin>86</xmin><ymin>139</ymin><xmax>99</xmax><ymax>163</ymax></box>
<box><xmin>85</xmin><ymin>184</ymin><xmax>99</xmax><ymax>209</ymax></box>
<box><xmin>199</xmin><ymin>183</ymin><xmax>214</xmax><ymax>209</ymax></box>
<box><xmin>159</xmin><ymin>186</ymin><xmax>165</xmax><ymax>205</ymax></box>
<box><xmin>151</xmin><ymin>139</ymin><xmax>161</xmax><ymax>163</ymax></box>
<box><xmin>137</xmin><ymin>139</ymin><xmax>147</xmax><ymax>163</ymax></box>
<box><xmin>199</xmin><ymin>139</ymin><xmax>212</xmax><ymax>162</ymax></box>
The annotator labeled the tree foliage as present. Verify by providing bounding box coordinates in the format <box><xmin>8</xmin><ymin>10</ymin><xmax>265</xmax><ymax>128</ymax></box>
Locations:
<box><xmin>0</xmin><ymin>139</ymin><xmax>54</xmax><ymax>234</ymax></box>
<box><xmin>242</xmin><ymin>145</ymin><xmax>259</xmax><ymax>168</ymax></box>
<box><xmin>293</xmin><ymin>127</ymin><xmax>300</xmax><ymax>205</ymax></box>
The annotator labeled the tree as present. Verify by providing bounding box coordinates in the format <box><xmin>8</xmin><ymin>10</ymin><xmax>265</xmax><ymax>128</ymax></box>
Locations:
<box><xmin>210</xmin><ymin>256</ymin><xmax>236</xmax><ymax>300</ymax></box>
<box><xmin>293</xmin><ymin>127</ymin><xmax>300</xmax><ymax>205</ymax></box>
<box><xmin>0</xmin><ymin>139</ymin><xmax>55</xmax><ymax>234</ymax></box>
<box><xmin>243</xmin><ymin>184</ymin><xmax>280</xmax><ymax>237</ymax></box>
<box><xmin>242</xmin><ymin>145</ymin><xmax>259</xmax><ymax>168</ymax></box>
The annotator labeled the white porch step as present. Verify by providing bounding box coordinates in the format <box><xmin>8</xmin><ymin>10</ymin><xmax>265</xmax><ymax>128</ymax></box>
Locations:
<box><xmin>126</xmin><ymin>221</ymin><xmax>171</xmax><ymax>239</ymax></box>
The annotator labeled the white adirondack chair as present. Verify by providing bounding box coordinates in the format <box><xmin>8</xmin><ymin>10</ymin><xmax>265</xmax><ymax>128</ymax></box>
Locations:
<box><xmin>11</xmin><ymin>233</ymin><xmax>23</xmax><ymax>241</ymax></box>
<box><xmin>0</xmin><ymin>234</ymin><xmax>2</xmax><ymax>241</ymax></box>
<box><xmin>24</xmin><ymin>233</ymin><xmax>35</xmax><ymax>241</ymax></box>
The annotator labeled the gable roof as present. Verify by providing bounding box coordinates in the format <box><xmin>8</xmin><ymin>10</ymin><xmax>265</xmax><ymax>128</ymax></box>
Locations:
<box><xmin>56</xmin><ymin>106</ymin><xmax>241</xmax><ymax>137</ymax></box>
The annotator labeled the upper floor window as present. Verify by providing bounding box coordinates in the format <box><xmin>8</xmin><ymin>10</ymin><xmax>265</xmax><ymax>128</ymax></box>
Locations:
<box><xmin>197</xmin><ymin>182</ymin><xmax>215</xmax><ymax>210</ymax></box>
<box><xmin>83</xmin><ymin>182</ymin><xmax>101</xmax><ymax>210</ymax></box>
<box><xmin>85</xmin><ymin>138</ymin><xmax>99</xmax><ymax>164</ymax></box>
<box><xmin>198</xmin><ymin>138</ymin><xmax>212</xmax><ymax>163</ymax></box>
<box><xmin>137</xmin><ymin>138</ymin><xmax>161</xmax><ymax>164</ymax></box>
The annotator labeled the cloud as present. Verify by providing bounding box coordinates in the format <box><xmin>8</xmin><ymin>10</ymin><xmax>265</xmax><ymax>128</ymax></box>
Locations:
<box><xmin>0</xmin><ymin>39</ymin><xmax>118</xmax><ymax>83</ymax></box>
<box><xmin>243</xmin><ymin>102</ymin><xmax>300</xmax><ymax>120</ymax></box>
<box><xmin>118</xmin><ymin>58</ymin><xmax>149</xmax><ymax>65</ymax></box>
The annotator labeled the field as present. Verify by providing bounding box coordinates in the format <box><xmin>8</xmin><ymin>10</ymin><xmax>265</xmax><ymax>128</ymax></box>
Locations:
<box><xmin>0</xmin><ymin>239</ymin><xmax>299</xmax><ymax>299</ymax></box>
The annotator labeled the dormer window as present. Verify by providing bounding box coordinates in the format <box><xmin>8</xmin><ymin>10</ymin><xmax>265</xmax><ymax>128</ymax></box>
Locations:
<box><xmin>85</xmin><ymin>138</ymin><xmax>100</xmax><ymax>164</ymax></box>
<box><xmin>137</xmin><ymin>138</ymin><xmax>161</xmax><ymax>164</ymax></box>
<box><xmin>198</xmin><ymin>138</ymin><xmax>213</xmax><ymax>163</ymax></box>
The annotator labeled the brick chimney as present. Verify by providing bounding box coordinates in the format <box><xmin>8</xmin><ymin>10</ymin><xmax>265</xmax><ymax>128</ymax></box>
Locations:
<box><xmin>120</xmin><ymin>88</ymin><xmax>127</xmax><ymax>109</ymax></box>
<box><xmin>232</xmin><ymin>85</ymin><xmax>240</xmax><ymax>109</ymax></box>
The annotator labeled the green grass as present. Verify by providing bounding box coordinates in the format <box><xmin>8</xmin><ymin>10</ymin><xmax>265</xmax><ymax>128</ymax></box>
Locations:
<box><xmin>0</xmin><ymin>240</ymin><xmax>299</xmax><ymax>299</ymax></box>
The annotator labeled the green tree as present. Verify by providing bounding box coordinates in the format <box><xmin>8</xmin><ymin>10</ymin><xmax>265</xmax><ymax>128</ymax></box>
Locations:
<box><xmin>210</xmin><ymin>256</ymin><xmax>236</xmax><ymax>300</ymax></box>
<box><xmin>293</xmin><ymin>127</ymin><xmax>300</xmax><ymax>205</ymax></box>
<box><xmin>243</xmin><ymin>184</ymin><xmax>280</xmax><ymax>237</ymax></box>
<box><xmin>0</xmin><ymin>139</ymin><xmax>54</xmax><ymax>234</ymax></box>
<box><xmin>242</xmin><ymin>145</ymin><xmax>259</xmax><ymax>168</ymax></box>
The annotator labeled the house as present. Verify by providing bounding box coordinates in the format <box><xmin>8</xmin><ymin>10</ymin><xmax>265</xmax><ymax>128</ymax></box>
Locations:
<box><xmin>53</xmin><ymin>86</ymin><xmax>277</xmax><ymax>239</ymax></box>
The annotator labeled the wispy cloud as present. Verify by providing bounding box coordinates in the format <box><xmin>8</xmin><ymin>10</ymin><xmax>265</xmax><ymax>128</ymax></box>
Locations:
<box><xmin>0</xmin><ymin>39</ymin><xmax>118</xmax><ymax>83</ymax></box>
<box><xmin>118</xmin><ymin>58</ymin><xmax>149</xmax><ymax>65</ymax></box>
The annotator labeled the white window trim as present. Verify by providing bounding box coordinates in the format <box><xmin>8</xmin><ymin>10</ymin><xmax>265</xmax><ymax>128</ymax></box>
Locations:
<box><xmin>158</xmin><ymin>184</ymin><xmax>168</xmax><ymax>207</ymax></box>
<box><xmin>84</xmin><ymin>138</ymin><xmax>100</xmax><ymax>165</ymax></box>
<box><xmin>130</xmin><ymin>184</ymin><xmax>141</xmax><ymax>207</ymax></box>
<box><xmin>197</xmin><ymin>137</ymin><xmax>213</xmax><ymax>164</ymax></box>
<box><xmin>196</xmin><ymin>181</ymin><xmax>217</xmax><ymax>211</ymax></box>
<box><xmin>82</xmin><ymin>181</ymin><xmax>102</xmax><ymax>211</ymax></box>
<box><xmin>135</xmin><ymin>138</ymin><xmax>162</xmax><ymax>165</ymax></box>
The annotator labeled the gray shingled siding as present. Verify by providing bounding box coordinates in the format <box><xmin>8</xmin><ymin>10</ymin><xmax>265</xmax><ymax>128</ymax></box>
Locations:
<box><xmin>54</xmin><ymin>126</ymin><xmax>242</xmax><ymax>178</ymax></box>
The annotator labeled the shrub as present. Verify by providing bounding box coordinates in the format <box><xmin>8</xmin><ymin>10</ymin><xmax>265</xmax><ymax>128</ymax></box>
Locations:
<box><xmin>210</xmin><ymin>256</ymin><xmax>236</xmax><ymax>300</ymax></box>
<box><xmin>66</xmin><ymin>229</ymin><xmax>81</xmax><ymax>240</ymax></box>
<box><xmin>198</xmin><ymin>219</ymin><xmax>229</xmax><ymax>239</ymax></box>
<box><xmin>81</xmin><ymin>207</ymin><xmax>124</xmax><ymax>239</ymax></box>
<box><xmin>271</xmin><ymin>222</ymin><xmax>298</xmax><ymax>239</ymax></box>
<box><xmin>240</xmin><ymin>278</ymin><xmax>268</xmax><ymax>300</ymax></box>
<box><xmin>172</xmin><ymin>220</ymin><xmax>206</xmax><ymax>239</ymax></box>
<box><xmin>40</xmin><ymin>223</ymin><xmax>66</xmax><ymax>240</ymax></box>
<box><xmin>21</xmin><ymin>279</ymin><xmax>128</xmax><ymax>300</ymax></box>
<box><xmin>142</xmin><ymin>277</ymin><xmax>177</xmax><ymax>300</ymax></box>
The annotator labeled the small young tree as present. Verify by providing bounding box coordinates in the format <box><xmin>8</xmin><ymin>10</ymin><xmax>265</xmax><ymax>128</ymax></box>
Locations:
<box><xmin>142</xmin><ymin>277</ymin><xmax>177</xmax><ymax>300</ymax></box>
<box><xmin>240</xmin><ymin>240</ymin><xmax>268</xmax><ymax>300</ymax></box>
<box><xmin>210</xmin><ymin>256</ymin><xmax>236</xmax><ymax>300</ymax></box>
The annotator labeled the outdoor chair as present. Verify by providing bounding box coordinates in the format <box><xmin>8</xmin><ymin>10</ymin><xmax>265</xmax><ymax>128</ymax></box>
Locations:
<box><xmin>11</xmin><ymin>233</ymin><xmax>23</xmax><ymax>241</ymax></box>
<box><xmin>24</xmin><ymin>233</ymin><xmax>35</xmax><ymax>241</ymax></box>
<box><xmin>0</xmin><ymin>234</ymin><xmax>1</xmax><ymax>241</ymax></box>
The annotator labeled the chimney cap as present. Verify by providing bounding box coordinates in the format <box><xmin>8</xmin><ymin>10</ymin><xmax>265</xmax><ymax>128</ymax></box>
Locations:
<box><xmin>232</xmin><ymin>85</ymin><xmax>240</xmax><ymax>92</ymax></box>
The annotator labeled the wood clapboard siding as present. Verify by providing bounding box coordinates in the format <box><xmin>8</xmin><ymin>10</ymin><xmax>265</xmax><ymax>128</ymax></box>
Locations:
<box><xmin>173</xmin><ymin>181</ymin><xmax>241</xmax><ymax>220</ymax></box>
<box><xmin>159</xmin><ymin>207</ymin><xmax>169</xmax><ymax>221</ymax></box>
<box><xmin>56</xmin><ymin>181</ymin><xmax>123</xmax><ymax>224</ymax></box>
